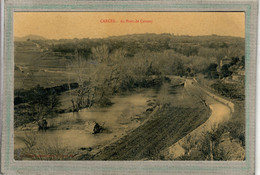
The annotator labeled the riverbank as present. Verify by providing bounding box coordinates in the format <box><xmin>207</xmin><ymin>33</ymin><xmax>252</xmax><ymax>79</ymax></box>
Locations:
<box><xmin>14</xmin><ymin>88</ymin><xmax>158</xmax><ymax>160</ymax></box>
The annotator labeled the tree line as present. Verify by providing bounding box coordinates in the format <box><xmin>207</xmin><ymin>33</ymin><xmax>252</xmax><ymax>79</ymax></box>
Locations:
<box><xmin>15</xmin><ymin>34</ymin><xmax>245</xmax><ymax>127</ymax></box>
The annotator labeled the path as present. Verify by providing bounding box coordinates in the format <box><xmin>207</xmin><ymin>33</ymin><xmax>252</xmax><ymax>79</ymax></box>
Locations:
<box><xmin>161</xmin><ymin>78</ymin><xmax>233</xmax><ymax>159</ymax></box>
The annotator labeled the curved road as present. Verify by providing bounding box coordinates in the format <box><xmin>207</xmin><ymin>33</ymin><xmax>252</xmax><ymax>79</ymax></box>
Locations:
<box><xmin>162</xmin><ymin>79</ymin><xmax>233</xmax><ymax>159</ymax></box>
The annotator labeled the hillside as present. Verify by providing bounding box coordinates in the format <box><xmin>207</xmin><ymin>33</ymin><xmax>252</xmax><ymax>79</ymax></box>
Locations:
<box><xmin>14</xmin><ymin>33</ymin><xmax>245</xmax><ymax>90</ymax></box>
<box><xmin>14</xmin><ymin>34</ymin><xmax>47</xmax><ymax>41</ymax></box>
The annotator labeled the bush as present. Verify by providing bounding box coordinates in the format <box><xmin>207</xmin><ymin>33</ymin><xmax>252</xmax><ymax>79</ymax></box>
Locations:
<box><xmin>14</xmin><ymin>85</ymin><xmax>61</xmax><ymax>127</ymax></box>
<box><xmin>98</xmin><ymin>97</ymin><xmax>113</xmax><ymax>107</ymax></box>
<box><xmin>211</xmin><ymin>81</ymin><xmax>244</xmax><ymax>100</ymax></box>
<box><xmin>15</xmin><ymin>136</ymin><xmax>76</xmax><ymax>160</ymax></box>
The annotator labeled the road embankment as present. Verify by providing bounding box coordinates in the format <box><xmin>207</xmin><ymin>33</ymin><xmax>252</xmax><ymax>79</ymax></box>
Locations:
<box><xmin>160</xmin><ymin>79</ymin><xmax>234</xmax><ymax>159</ymax></box>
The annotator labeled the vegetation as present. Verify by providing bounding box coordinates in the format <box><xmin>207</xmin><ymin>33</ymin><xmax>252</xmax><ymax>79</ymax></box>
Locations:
<box><xmin>14</xmin><ymin>85</ymin><xmax>61</xmax><ymax>127</ymax></box>
<box><xmin>14</xmin><ymin>33</ymin><xmax>245</xmax><ymax>160</ymax></box>
<box><xmin>211</xmin><ymin>80</ymin><xmax>245</xmax><ymax>100</ymax></box>
<box><xmin>15</xmin><ymin>132</ymin><xmax>76</xmax><ymax>160</ymax></box>
<box><xmin>178</xmin><ymin>111</ymin><xmax>245</xmax><ymax>161</ymax></box>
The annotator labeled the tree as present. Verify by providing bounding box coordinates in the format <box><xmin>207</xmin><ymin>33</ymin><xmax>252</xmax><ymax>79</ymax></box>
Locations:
<box><xmin>26</xmin><ymin>85</ymin><xmax>60</xmax><ymax>120</ymax></box>
<box><xmin>66</xmin><ymin>50</ymin><xmax>95</xmax><ymax>112</ymax></box>
<box><xmin>46</xmin><ymin>89</ymin><xmax>61</xmax><ymax>116</ymax></box>
<box><xmin>206</xmin><ymin>63</ymin><xmax>219</xmax><ymax>79</ymax></box>
<box><xmin>90</xmin><ymin>46</ymin><xmax>127</xmax><ymax>105</ymax></box>
<box><xmin>198</xmin><ymin>127</ymin><xmax>221</xmax><ymax>160</ymax></box>
<box><xmin>171</xmin><ymin>58</ymin><xmax>185</xmax><ymax>76</ymax></box>
<box><xmin>28</xmin><ymin>85</ymin><xmax>49</xmax><ymax>120</ymax></box>
<box><xmin>230</xmin><ymin>57</ymin><xmax>239</xmax><ymax>66</ymax></box>
<box><xmin>221</xmin><ymin>64</ymin><xmax>232</xmax><ymax>78</ymax></box>
<box><xmin>91</xmin><ymin>45</ymin><xmax>109</xmax><ymax>63</ymax></box>
<box><xmin>240</xmin><ymin>56</ymin><xmax>245</xmax><ymax>68</ymax></box>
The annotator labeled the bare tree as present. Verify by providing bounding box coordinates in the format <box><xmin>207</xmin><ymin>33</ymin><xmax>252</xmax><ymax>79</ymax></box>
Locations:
<box><xmin>66</xmin><ymin>50</ymin><xmax>95</xmax><ymax>111</ymax></box>
<box><xmin>17</xmin><ymin>131</ymin><xmax>37</xmax><ymax>150</ymax></box>
<box><xmin>90</xmin><ymin>46</ymin><xmax>127</xmax><ymax>105</ymax></box>
<box><xmin>91</xmin><ymin>45</ymin><xmax>109</xmax><ymax>63</ymax></box>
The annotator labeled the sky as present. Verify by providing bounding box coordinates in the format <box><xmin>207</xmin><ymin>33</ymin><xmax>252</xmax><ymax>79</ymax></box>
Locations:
<box><xmin>14</xmin><ymin>12</ymin><xmax>245</xmax><ymax>39</ymax></box>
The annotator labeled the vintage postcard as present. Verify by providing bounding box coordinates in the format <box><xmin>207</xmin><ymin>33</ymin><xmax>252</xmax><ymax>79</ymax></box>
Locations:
<box><xmin>1</xmin><ymin>0</ymin><xmax>258</xmax><ymax>174</ymax></box>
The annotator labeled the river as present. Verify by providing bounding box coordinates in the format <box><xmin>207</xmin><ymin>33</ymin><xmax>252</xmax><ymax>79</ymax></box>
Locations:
<box><xmin>14</xmin><ymin>89</ymin><xmax>157</xmax><ymax>152</ymax></box>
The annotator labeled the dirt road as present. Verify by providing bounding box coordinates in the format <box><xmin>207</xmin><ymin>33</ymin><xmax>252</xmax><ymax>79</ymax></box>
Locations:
<box><xmin>161</xmin><ymin>79</ymin><xmax>233</xmax><ymax>159</ymax></box>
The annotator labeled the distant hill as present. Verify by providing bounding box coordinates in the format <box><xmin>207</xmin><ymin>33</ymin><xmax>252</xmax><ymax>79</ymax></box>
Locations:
<box><xmin>14</xmin><ymin>35</ymin><xmax>47</xmax><ymax>41</ymax></box>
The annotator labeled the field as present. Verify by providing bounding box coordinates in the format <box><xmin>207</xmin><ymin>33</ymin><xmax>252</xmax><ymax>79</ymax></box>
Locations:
<box><xmin>15</xmin><ymin>41</ymin><xmax>73</xmax><ymax>89</ymax></box>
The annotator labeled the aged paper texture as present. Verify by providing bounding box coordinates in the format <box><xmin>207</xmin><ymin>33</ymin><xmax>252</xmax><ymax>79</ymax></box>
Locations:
<box><xmin>1</xmin><ymin>0</ymin><xmax>257</xmax><ymax>174</ymax></box>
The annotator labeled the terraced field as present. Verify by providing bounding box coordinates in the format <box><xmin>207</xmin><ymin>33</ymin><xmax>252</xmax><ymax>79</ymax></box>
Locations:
<box><xmin>14</xmin><ymin>41</ymin><xmax>74</xmax><ymax>89</ymax></box>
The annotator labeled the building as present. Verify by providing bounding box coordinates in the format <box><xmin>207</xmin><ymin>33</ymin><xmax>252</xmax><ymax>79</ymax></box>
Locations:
<box><xmin>220</xmin><ymin>56</ymin><xmax>232</xmax><ymax>68</ymax></box>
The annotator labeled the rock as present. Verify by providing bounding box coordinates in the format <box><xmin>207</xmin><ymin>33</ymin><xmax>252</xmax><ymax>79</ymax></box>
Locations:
<box><xmin>93</xmin><ymin>123</ymin><xmax>103</xmax><ymax>134</ymax></box>
<box><xmin>84</xmin><ymin>121</ymin><xmax>103</xmax><ymax>134</ymax></box>
<box><xmin>85</xmin><ymin>121</ymin><xmax>96</xmax><ymax>133</ymax></box>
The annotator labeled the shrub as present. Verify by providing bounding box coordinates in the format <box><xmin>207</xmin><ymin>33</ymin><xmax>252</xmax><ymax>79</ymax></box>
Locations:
<box><xmin>211</xmin><ymin>81</ymin><xmax>244</xmax><ymax>100</ymax></box>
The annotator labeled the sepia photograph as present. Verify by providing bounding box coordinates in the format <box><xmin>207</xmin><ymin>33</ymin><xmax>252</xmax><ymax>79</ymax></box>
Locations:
<box><xmin>2</xmin><ymin>0</ymin><xmax>259</xmax><ymax>173</ymax></box>
<box><xmin>12</xmin><ymin>12</ymin><xmax>247</xmax><ymax>161</ymax></box>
